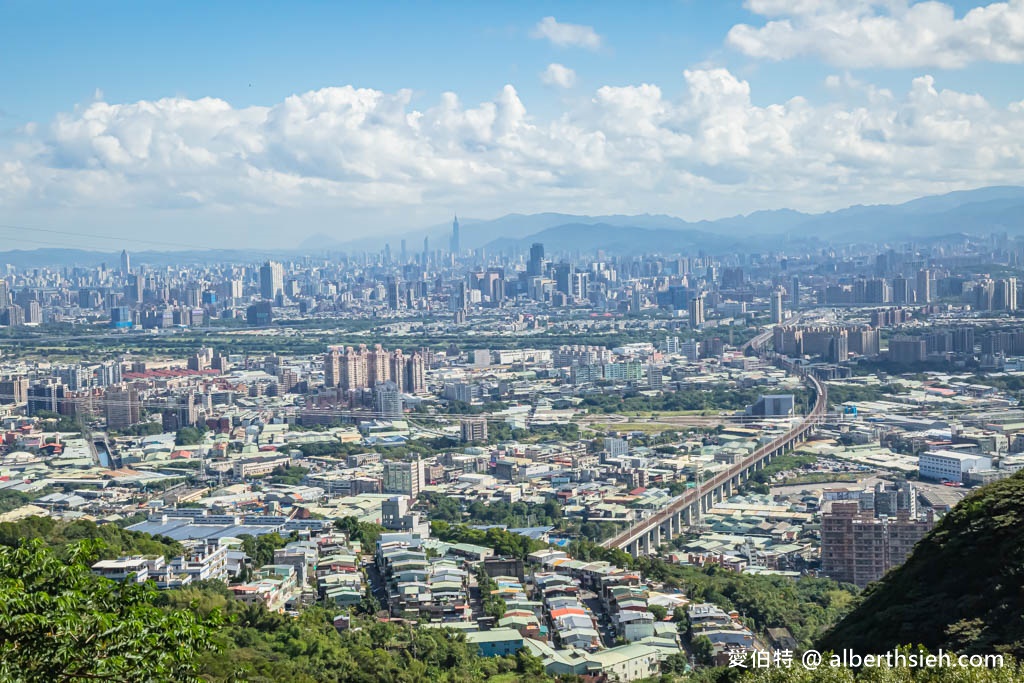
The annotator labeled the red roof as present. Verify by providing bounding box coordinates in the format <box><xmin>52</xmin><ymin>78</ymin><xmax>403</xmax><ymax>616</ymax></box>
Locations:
<box><xmin>549</xmin><ymin>608</ymin><xmax>586</xmax><ymax>619</ymax></box>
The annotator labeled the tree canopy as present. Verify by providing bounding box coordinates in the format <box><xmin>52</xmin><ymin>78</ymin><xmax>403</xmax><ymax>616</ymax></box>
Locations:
<box><xmin>0</xmin><ymin>539</ymin><xmax>218</xmax><ymax>683</ymax></box>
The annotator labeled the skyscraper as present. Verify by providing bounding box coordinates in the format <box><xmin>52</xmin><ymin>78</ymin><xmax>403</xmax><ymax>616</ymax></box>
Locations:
<box><xmin>367</xmin><ymin>344</ymin><xmax>391</xmax><ymax>386</ymax></box>
<box><xmin>892</xmin><ymin>276</ymin><xmax>911</xmax><ymax>304</ymax></box>
<box><xmin>791</xmin><ymin>275</ymin><xmax>801</xmax><ymax>310</ymax></box>
<box><xmin>120</xmin><ymin>249</ymin><xmax>131</xmax><ymax>276</ymax></box>
<box><xmin>916</xmin><ymin>269</ymin><xmax>932</xmax><ymax>303</ymax></box>
<box><xmin>323</xmin><ymin>347</ymin><xmax>342</xmax><ymax>388</ymax></box>
<box><xmin>450</xmin><ymin>214</ymin><xmax>460</xmax><ymax>255</ymax></box>
<box><xmin>406</xmin><ymin>351</ymin><xmax>426</xmax><ymax>394</ymax></box>
<box><xmin>260</xmin><ymin>261</ymin><xmax>284</xmax><ymax>302</ymax></box>
<box><xmin>528</xmin><ymin>243</ymin><xmax>545</xmax><ymax>277</ymax></box>
<box><xmin>390</xmin><ymin>349</ymin><xmax>406</xmax><ymax>392</ymax></box>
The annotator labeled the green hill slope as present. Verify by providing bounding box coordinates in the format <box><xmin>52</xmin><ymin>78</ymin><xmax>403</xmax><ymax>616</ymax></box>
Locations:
<box><xmin>819</xmin><ymin>471</ymin><xmax>1024</xmax><ymax>657</ymax></box>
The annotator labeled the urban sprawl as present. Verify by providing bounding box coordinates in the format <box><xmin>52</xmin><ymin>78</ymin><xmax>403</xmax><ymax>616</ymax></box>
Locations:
<box><xmin>3</xmin><ymin>221</ymin><xmax>1023</xmax><ymax>679</ymax></box>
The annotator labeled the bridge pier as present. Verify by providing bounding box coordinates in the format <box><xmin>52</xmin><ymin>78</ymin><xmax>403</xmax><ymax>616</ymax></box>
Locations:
<box><xmin>603</xmin><ymin>355</ymin><xmax>826</xmax><ymax>559</ymax></box>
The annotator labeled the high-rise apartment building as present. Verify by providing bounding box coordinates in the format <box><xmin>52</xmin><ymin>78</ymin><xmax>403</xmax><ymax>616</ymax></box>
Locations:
<box><xmin>341</xmin><ymin>345</ymin><xmax>369</xmax><ymax>392</ymax></box>
<box><xmin>373</xmin><ymin>381</ymin><xmax>402</xmax><ymax>418</ymax></box>
<box><xmin>383</xmin><ymin>458</ymin><xmax>424</xmax><ymax>499</ymax></box>
<box><xmin>389</xmin><ymin>349</ymin><xmax>406</xmax><ymax>392</ymax></box>
<box><xmin>323</xmin><ymin>347</ymin><xmax>342</xmax><ymax>388</ymax></box>
<box><xmin>460</xmin><ymin>417</ymin><xmax>488</xmax><ymax>443</ymax></box>
<box><xmin>0</xmin><ymin>377</ymin><xmax>29</xmax><ymax>405</ymax></box>
<box><xmin>368</xmin><ymin>344</ymin><xmax>391</xmax><ymax>387</ymax></box>
<box><xmin>821</xmin><ymin>502</ymin><xmax>933</xmax><ymax>587</ymax></box>
<box><xmin>688</xmin><ymin>294</ymin><xmax>705</xmax><ymax>328</ymax></box>
<box><xmin>105</xmin><ymin>387</ymin><xmax>141</xmax><ymax>431</ymax></box>
<box><xmin>770</xmin><ymin>288</ymin><xmax>784</xmax><ymax>325</ymax></box>
<box><xmin>405</xmin><ymin>351</ymin><xmax>426</xmax><ymax>394</ymax></box>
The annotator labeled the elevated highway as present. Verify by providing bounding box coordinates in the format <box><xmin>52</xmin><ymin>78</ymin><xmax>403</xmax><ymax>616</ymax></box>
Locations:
<box><xmin>600</xmin><ymin>325</ymin><xmax>827</xmax><ymax>556</ymax></box>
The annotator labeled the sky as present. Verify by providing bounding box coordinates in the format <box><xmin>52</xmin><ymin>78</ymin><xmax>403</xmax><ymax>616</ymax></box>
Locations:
<box><xmin>1</xmin><ymin>0</ymin><xmax>1023</xmax><ymax>250</ymax></box>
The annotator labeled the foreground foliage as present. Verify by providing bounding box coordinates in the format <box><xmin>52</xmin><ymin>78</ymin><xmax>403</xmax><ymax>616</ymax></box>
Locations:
<box><xmin>0</xmin><ymin>539</ymin><xmax>218</xmax><ymax>683</ymax></box>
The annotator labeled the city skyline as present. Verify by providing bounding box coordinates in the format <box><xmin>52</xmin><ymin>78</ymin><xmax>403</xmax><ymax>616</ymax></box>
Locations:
<box><xmin>2</xmin><ymin>1</ymin><xmax>1023</xmax><ymax>248</ymax></box>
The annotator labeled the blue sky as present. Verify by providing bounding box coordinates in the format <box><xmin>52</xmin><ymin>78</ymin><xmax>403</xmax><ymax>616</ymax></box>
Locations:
<box><xmin>1</xmin><ymin>0</ymin><xmax>1023</xmax><ymax>248</ymax></box>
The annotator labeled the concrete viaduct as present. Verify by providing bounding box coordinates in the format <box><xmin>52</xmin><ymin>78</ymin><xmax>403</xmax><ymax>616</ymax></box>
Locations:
<box><xmin>600</xmin><ymin>328</ymin><xmax>827</xmax><ymax>557</ymax></box>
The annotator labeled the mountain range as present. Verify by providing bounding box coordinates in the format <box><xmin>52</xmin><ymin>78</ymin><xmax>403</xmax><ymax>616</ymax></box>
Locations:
<box><xmin>3</xmin><ymin>186</ymin><xmax>1024</xmax><ymax>266</ymax></box>
<box><xmin>302</xmin><ymin>185</ymin><xmax>1024</xmax><ymax>255</ymax></box>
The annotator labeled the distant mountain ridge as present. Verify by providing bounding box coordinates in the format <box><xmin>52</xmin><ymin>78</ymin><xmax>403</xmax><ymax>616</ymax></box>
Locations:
<box><xmin>3</xmin><ymin>186</ymin><xmax>1024</xmax><ymax>265</ymax></box>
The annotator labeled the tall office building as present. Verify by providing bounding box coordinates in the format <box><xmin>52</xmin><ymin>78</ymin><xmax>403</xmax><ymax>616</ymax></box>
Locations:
<box><xmin>791</xmin><ymin>276</ymin><xmax>800</xmax><ymax>310</ymax></box>
<box><xmin>892</xmin><ymin>276</ymin><xmax>911</xmax><ymax>304</ymax></box>
<box><xmin>916</xmin><ymin>269</ymin><xmax>932</xmax><ymax>303</ymax></box>
<box><xmin>449</xmin><ymin>214</ymin><xmax>460</xmax><ymax>255</ymax></box>
<box><xmin>422</xmin><ymin>236</ymin><xmax>430</xmax><ymax>268</ymax></box>
<box><xmin>688</xmin><ymin>294</ymin><xmax>705</xmax><ymax>328</ymax></box>
<box><xmin>770</xmin><ymin>288</ymin><xmax>784</xmax><ymax>325</ymax></box>
<box><xmin>553</xmin><ymin>263</ymin><xmax>573</xmax><ymax>296</ymax></box>
<box><xmin>260</xmin><ymin>261</ymin><xmax>284</xmax><ymax>302</ymax></box>
<box><xmin>527</xmin><ymin>243</ymin><xmax>545</xmax><ymax>277</ymax></box>
<box><xmin>386</xmin><ymin>280</ymin><xmax>401</xmax><ymax>310</ymax></box>
<box><xmin>120</xmin><ymin>249</ymin><xmax>131</xmax><ymax>276</ymax></box>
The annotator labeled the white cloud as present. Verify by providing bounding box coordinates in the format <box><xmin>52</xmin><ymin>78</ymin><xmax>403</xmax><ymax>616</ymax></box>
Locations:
<box><xmin>541</xmin><ymin>63</ymin><xmax>577</xmax><ymax>88</ymax></box>
<box><xmin>531</xmin><ymin>16</ymin><xmax>602</xmax><ymax>50</ymax></box>
<box><xmin>728</xmin><ymin>0</ymin><xmax>1024</xmax><ymax>68</ymax></box>
<box><xmin>3</xmin><ymin>70</ymin><xmax>1024</xmax><ymax>236</ymax></box>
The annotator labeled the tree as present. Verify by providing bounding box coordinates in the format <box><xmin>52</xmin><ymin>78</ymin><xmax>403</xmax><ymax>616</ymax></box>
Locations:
<box><xmin>649</xmin><ymin>604</ymin><xmax>668</xmax><ymax>621</ymax></box>
<box><xmin>0</xmin><ymin>539</ymin><xmax>219</xmax><ymax>682</ymax></box>
<box><xmin>175</xmin><ymin>426</ymin><xmax>207</xmax><ymax>446</ymax></box>
<box><xmin>691</xmin><ymin>634</ymin><xmax>715</xmax><ymax>667</ymax></box>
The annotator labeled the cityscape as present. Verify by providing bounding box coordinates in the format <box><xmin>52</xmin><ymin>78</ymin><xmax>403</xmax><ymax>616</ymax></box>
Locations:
<box><xmin>2</xmin><ymin>3</ymin><xmax>1024</xmax><ymax>683</ymax></box>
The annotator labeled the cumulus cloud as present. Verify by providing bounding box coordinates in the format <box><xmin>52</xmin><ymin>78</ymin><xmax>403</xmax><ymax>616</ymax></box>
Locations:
<box><xmin>2</xmin><ymin>70</ymin><xmax>1023</xmax><ymax>227</ymax></box>
<box><xmin>531</xmin><ymin>16</ymin><xmax>603</xmax><ymax>50</ymax></box>
<box><xmin>728</xmin><ymin>0</ymin><xmax>1024</xmax><ymax>68</ymax></box>
<box><xmin>541</xmin><ymin>63</ymin><xmax>577</xmax><ymax>88</ymax></box>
